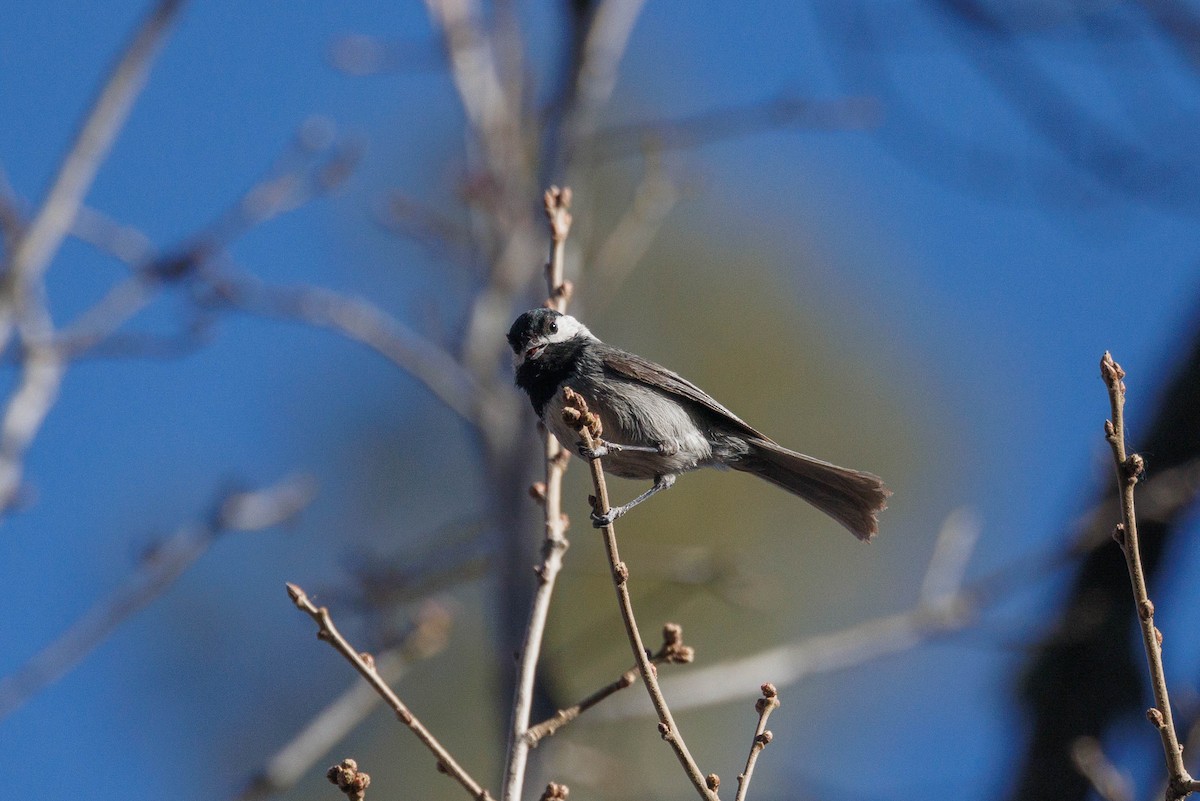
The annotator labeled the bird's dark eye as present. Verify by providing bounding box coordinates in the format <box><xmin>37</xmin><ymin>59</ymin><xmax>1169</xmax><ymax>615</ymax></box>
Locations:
<box><xmin>548</xmin><ymin>321</ymin><xmax>558</xmax><ymax>334</ymax></box>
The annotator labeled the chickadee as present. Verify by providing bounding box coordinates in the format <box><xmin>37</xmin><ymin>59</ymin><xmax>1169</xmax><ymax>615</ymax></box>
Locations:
<box><xmin>507</xmin><ymin>308</ymin><xmax>890</xmax><ymax>540</ymax></box>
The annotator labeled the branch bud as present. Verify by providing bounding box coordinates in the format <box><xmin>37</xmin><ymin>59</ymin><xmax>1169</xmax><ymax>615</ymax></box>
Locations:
<box><xmin>540</xmin><ymin>782</ymin><xmax>569</xmax><ymax>801</ymax></box>
<box><xmin>327</xmin><ymin>759</ymin><xmax>370</xmax><ymax>801</ymax></box>
<box><xmin>1100</xmin><ymin>352</ymin><xmax>1125</xmax><ymax>385</ymax></box>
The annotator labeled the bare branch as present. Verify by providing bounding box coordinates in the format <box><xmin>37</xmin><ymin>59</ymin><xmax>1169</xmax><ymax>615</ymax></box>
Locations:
<box><xmin>236</xmin><ymin>603</ymin><xmax>452</xmax><ymax>801</ymax></box>
<box><xmin>502</xmin><ymin>186</ymin><xmax>575</xmax><ymax>801</ymax></box>
<box><xmin>1100</xmin><ymin>352</ymin><xmax>1198</xmax><ymax>801</ymax></box>
<box><xmin>0</xmin><ymin>475</ymin><xmax>315</xmax><ymax>719</ymax></box>
<box><xmin>286</xmin><ymin>583</ymin><xmax>496</xmax><ymax>801</ymax></box>
<box><xmin>208</xmin><ymin>271</ymin><xmax>482</xmax><ymax>426</ymax></box>
<box><xmin>586</xmin><ymin>94</ymin><xmax>880</xmax><ymax>162</ymax></box>
<box><xmin>0</xmin><ymin>344</ymin><xmax>66</xmax><ymax>512</ymax></box>
<box><xmin>423</xmin><ymin>0</ymin><xmax>526</xmax><ymax>183</ymax></box>
<box><xmin>0</xmin><ymin>0</ymin><xmax>187</xmax><ymax>352</ymax></box>
<box><xmin>563</xmin><ymin>388</ymin><xmax>718</xmax><ymax>801</ymax></box>
<box><xmin>525</xmin><ymin>622</ymin><xmax>694</xmax><ymax>748</ymax></box>
<box><xmin>559</xmin><ymin>0</ymin><xmax>649</xmax><ymax>169</ymax></box>
<box><xmin>918</xmin><ymin>506</ymin><xmax>981</xmax><ymax>607</ymax></box>
<box><xmin>586</xmin><ymin>153</ymin><xmax>679</xmax><ymax>309</ymax></box>
<box><xmin>734</xmin><ymin>684</ymin><xmax>779</xmax><ymax>801</ymax></box>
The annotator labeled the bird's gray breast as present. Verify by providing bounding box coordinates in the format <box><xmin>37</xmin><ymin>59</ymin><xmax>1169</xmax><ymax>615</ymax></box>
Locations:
<box><xmin>544</xmin><ymin>368</ymin><xmax>714</xmax><ymax>480</ymax></box>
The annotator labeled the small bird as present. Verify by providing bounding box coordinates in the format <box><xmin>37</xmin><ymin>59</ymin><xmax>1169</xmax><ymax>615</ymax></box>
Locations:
<box><xmin>507</xmin><ymin>308</ymin><xmax>890</xmax><ymax>540</ymax></box>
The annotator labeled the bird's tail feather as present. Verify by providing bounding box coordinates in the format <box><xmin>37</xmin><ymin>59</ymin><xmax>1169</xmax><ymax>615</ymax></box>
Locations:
<box><xmin>733</xmin><ymin>438</ymin><xmax>890</xmax><ymax>541</ymax></box>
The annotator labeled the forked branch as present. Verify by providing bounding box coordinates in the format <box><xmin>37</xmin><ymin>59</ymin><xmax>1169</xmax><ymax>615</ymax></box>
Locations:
<box><xmin>525</xmin><ymin>622</ymin><xmax>695</xmax><ymax>747</ymax></box>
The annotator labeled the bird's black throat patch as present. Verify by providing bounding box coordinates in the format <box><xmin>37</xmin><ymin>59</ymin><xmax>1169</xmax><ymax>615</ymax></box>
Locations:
<box><xmin>515</xmin><ymin>336</ymin><xmax>591</xmax><ymax>416</ymax></box>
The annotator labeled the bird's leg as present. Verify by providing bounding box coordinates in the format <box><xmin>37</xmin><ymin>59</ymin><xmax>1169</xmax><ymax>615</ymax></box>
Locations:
<box><xmin>576</xmin><ymin>439</ymin><xmax>673</xmax><ymax>460</ymax></box>
<box><xmin>591</xmin><ymin>474</ymin><xmax>676</xmax><ymax>528</ymax></box>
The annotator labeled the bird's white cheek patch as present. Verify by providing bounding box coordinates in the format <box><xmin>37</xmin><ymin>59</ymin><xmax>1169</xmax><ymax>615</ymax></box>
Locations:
<box><xmin>544</xmin><ymin>315</ymin><xmax>595</xmax><ymax>344</ymax></box>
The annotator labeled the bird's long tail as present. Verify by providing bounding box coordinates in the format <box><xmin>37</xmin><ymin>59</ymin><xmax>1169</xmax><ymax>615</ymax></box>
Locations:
<box><xmin>733</xmin><ymin>438</ymin><xmax>890</xmax><ymax>541</ymax></box>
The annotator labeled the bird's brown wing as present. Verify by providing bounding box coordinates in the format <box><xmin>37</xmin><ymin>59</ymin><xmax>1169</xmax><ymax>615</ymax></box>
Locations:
<box><xmin>599</xmin><ymin>348</ymin><xmax>767</xmax><ymax>440</ymax></box>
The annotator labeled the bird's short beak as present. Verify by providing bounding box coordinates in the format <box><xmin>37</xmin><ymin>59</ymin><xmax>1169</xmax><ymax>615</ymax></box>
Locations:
<box><xmin>525</xmin><ymin>343</ymin><xmax>545</xmax><ymax>360</ymax></box>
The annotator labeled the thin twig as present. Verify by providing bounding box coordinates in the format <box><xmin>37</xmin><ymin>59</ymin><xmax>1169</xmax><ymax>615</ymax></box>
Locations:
<box><xmin>525</xmin><ymin>622</ymin><xmax>694</xmax><ymax>747</ymax></box>
<box><xmin>734</xmin><ymin>684</ymin><xmax>779</xmax><ymax>801</ymax></box>
<box><xmin>208</xmin><ymin>271</ymin><xmax>481</xmax><ymax>426</ymax></box>
<box><xmin>586</xmin><ymin>152</ymin><xmax>678</xmax><ymax>311</ymax></box>
<box><xmin>0</xmin><ymin>474</ymin><xmax>315</xmax><ymax>719</ymax></box>
<box><xmin>286</xmin><ymin>583</ymin><xmax>496</xmax><ymax>801</ymax></box>
<box><xmin>562</xmin><ymin>389</ymin><xmax>718</xmax><ymax>801</ymax></box>
<box><xmin>502</xmin><ymin>186</ymin><xmax>575</xmax><ymax>801</ymax></box>
<box><xmin>1100</xmin><ymin>351</ymin><xmax>1200</xmax><ymax>801</ymax></box>
<box><xmin>423</xmin><ymin>0</ymin><xmax>524</xmax><ymax>181</ymax></box>
<box><xmin>586</xmin><ymin>94</ymin><xmax>880</xmax><ymax>162</ymax></box>
<box><xmin>235</xmin><ymin>603</ymin><xmax>452</xmax><ymax>801</ymax></box>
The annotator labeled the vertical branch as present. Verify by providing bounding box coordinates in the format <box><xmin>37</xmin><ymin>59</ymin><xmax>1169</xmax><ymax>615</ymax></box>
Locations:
<box><xmin>562</xmin><ymin>389</ymin><xmax>718</xmax><ymax>801</ymax></box>
<box><xmin>501</xmin><ymin>187</ymin><xmax>574</xmax><ymax>801</ymax></box>
<box><xmin>1100</xmin><ymin>352</ymin><xmax>1200</xmax><ymax>801</ymax></box>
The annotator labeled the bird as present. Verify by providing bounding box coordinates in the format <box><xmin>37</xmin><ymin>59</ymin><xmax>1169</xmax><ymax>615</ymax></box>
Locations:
<box><xmin>507</xmin><ymin>308</ymin><xmax>890</xmax><ymax>540</ymax></box>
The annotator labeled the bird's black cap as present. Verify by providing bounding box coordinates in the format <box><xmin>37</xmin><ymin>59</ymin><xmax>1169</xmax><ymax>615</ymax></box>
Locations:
<box><xmin>507</xmin><ymin>308</ymin><xmax>563</xmax><ymax>352</ymax></box>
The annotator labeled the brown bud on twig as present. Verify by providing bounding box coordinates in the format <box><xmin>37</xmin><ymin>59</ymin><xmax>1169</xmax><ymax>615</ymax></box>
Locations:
<box><xmin>327</xmin><ymin>759</ymin><xmax>371</xmax><ymax>801</ymax></box>
<box><xmin>359</xmin><ymin>652</ymin><xmax>375</xmax><ymax>670</ymax></box>
<box><xmin>1155</xmin><ymin>627</ymin><xmax>1164</xmax><ymax>647</ymax></box>
<box><xmin>1112</xmin><ymin>524</ymin><xmax>1126</xmax><ymax>547</ymax></box>
<box><xmin>529</xmin><ymin>482</ymin><xmax>547</xmax><ymax>503</ymax></box>
<box><xmin>1124</xmin><ymin>453</ymin><xmax>1145</xmax><ymax>484</ymax></box>
<box><xmin>1147</xmin><ymin>707</ymin><xmax>1166</xmax><ymax>728</ymax></box>
<box><xmin>550</xmin><ymin>448</ymin><xmax>571</xmax><ymax>470</ymax></box>
<box><xmin>755</xmin><ymin>731</ymin><xmax>774</xmax><ymax>746</ymax></box>
<box><xmin>660</xmin><ymin>623</ymin><xmax>696</xmax><ymax>664</ymax></box>
<box><xmin>614</xmin><ymin>562</ymin><xmax>629</xmax><ymax>583</ymax></box>
<box><xmin>658</xmin><ymin>722</ymin><xmax>671</xmax><ymax>739</ymax></box>
<box><xmin>552</xmin><ymin>280</ymin><xmax>574</xmax><ymax>305</ymax></box>
<box><xmin>1139</xmin><ymin>599</ymin><xmax>1155</xmax><ymax>620</ymax></box>
<box><xmin>560</xmin><ymin>387</ymin><xmax>602</xmax><ymax>438</ymax></box>
<box><xmin>1100</xmin><ymin>352</ymin><xmax>1125</xmax><ymax>385</ymax></box>
<box><xmin>544</xmin><ymin>186</ymin><xmax>573</xmax><ymax>229</ymax></box>
<box><xmin>756</xmin><ymin>683</ymin><xmax>781</xmax><ymax>714</ymax></box>
<box><xmin>1104</xmin><ymin>420</ymin><xmax>1116</xmax><ymax>438</ymax></box>
<box><xmin>706</xmin><ymin>774</ymin><xmax>721</xmax><ymax>791</ymax></box>
<box><xmin>540</xmin><ymin>782</ymin><xmax>569</xmax><ymax>801</ymax></box>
